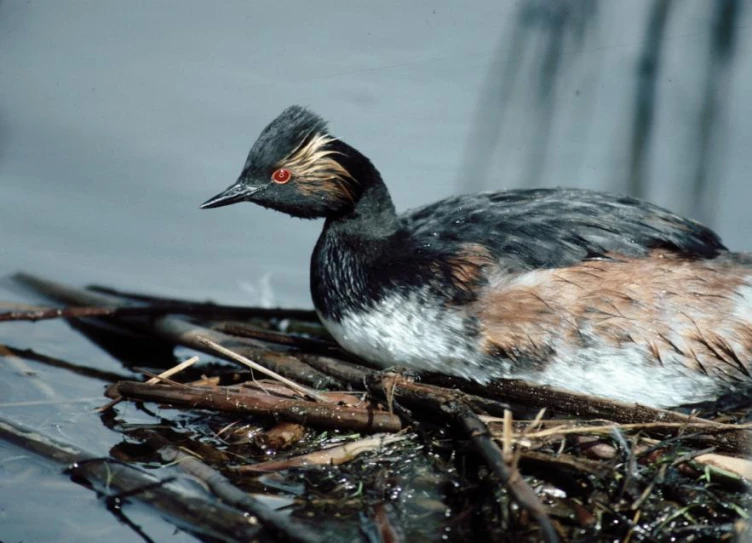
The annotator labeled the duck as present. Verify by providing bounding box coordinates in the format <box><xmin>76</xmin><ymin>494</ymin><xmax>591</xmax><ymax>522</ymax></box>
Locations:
<box><xmin>201</xmin><ymin>105</ymin><xmax>752</xmax><ymax>408</ymax></box>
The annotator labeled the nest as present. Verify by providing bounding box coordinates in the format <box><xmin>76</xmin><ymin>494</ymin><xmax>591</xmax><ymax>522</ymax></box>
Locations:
<box><xmin>2</xmin><ymin>272</ymin><xmax>751</xmax><ymax>542</ymax></box>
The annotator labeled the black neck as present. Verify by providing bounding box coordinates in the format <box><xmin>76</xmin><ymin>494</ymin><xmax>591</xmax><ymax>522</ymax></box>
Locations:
<box><xmin>325</xmin><ymin>140</ymin><xmax>399</xmax><ymax>238</ymax></box>
<box><xmin>311</xmin><ymin>141</ymin><xmax>403</xmax><ymax>319</ymax></box>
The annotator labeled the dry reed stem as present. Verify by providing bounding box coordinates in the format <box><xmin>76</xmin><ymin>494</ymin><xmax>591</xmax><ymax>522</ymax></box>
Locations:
<box><xmin>198</xmin><ymin>337</ymin><xmax>328</xmax><ymax>403</ymax></box>
<box><xmin>511</xmin><ymin>421</ymin><xmax>752</xmax><ymax>440</ymax></box>
<box><xmin>97</xmin><ymin>355</ymin><xmax>200</xmax><ymax>412</ymax></box>
<box><xmin>233</xmin><ymin>434</ymin><xmax>407</xmax><ymax>472</ymax></box>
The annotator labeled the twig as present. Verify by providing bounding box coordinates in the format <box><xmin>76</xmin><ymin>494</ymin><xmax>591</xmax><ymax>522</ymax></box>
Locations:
<box><xmin>197</xmin><ymin>337</ymin><xmax>327</xmax><ymax>403</ymax></box>
<box><xmin>240</xmin><ymin>382</ymin><xmax>368</xmax><ymax>410</ymax></box>
<box><xmin>151</xmin><ymin>316</ymin><xmax>341</xmax><ymax>389</ymax></box>
<box><xmin>0</xmin><ymin>304</ymin><xmax>188</xmax><ymax>322</ymax></box>
<box><xmin>115</xmin><ymin>381</ymin><xmax>404</xmax><ymax>433</ymax></box>
<box><xmin>233</xmin><ymin>434</ymin><xmax>407</xmax><ymax>472</ymax></box>
<box><xmin>442</xmin><ymin>400</ymin><xmax>560</xmax><ymax>543</ymax></box>
<box><xmin>631</xmin><ymin>464</ymin><xmax>667</xmax><ymax>513</ymax></box>
<box><xmin>296</xmin><ymin>352</ymin><xmax>375</xmax><ymax>384</ymax></box>
<box><xmin>693</xmin><ymin>452</ymin><xmax>752</xmax><ymax>481</ymax></box>
<box><xmin>214</xmin><ymin>321</ymin><xmax>343</xmax><ymax>355</ymax></box>
<box><xmin>97</xmin><ymin>355</ymin><xmax>200</xmax><ymax>412</ymax></box>
<box><xmin>518</xmin><ymin>450</ymin><xmax>610</xmax><ymax>477</ymax></box>
<box><xmin>87</xmin><ymin>284</ymin><xmax>319</xmax><ymax>321</ymax></box>
<box><xmin>432</xmin><ymin>375</ymin><xmax>701</xmax><ymax>424</ymax></box>
<box><xmin>502</xmin><ymin>409</ymin><xmax>513</xmax><ymax>463</ymax></box>
<box><xmin>302</xmin><ymin>358</ymin><xmax>516</xmax><ymax>418</ymax></box>
<box><xmin>490</xmin><ymin>420</ymin><xmax>752</xmax><ymax>439</ymax></box>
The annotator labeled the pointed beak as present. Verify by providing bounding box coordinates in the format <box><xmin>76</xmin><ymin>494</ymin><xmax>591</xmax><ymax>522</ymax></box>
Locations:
<box><xmin>200</xmin><ymin>181</ymin><xmax>260</xmax><ymax>209</ymax></box>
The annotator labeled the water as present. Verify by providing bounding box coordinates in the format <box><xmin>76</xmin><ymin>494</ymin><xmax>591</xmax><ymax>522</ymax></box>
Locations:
<box><xmin>2</xmin><ymin>1</ymin><xmax>752</xmax><ymax>541</ymax></box>
<box><xmin>0</xmin><ymin>440</ymin><xmax>196</xmax><ymax>542</ymax></box>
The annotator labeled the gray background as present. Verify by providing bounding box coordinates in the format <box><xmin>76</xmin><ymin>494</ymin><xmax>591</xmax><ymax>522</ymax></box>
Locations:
<box><xmin>2</xmin><ymin>0</ymin><xmax>750</xmax><ymax>308</ymax></box>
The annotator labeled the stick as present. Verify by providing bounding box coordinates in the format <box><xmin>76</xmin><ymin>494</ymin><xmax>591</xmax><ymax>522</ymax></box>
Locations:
<box><xmin>87</xmin><ymin>284</ymin><xmax>319</xmax><ymax>321</ymax></box>
<box><xmin>197</xmin><ymin>338</ymin><xmax>327</xmax><ymax>402</ymax></box>
<box><xmin>116</xmin><ymin>381</ymin><xmax>404</xmax><ymax>433</ymax></box>
<box><xmin>214</xmin><ymin>321</ymin><xmax>342</xmax><ymax>354</ymax></box>
<box><xmin>232</xmin><ymin>434</ymin><xmax>407</xmax><ymax>472</ymax></box>
<box><xmin>0</xmin><ymin>304</ymin><xmax>188</xmax><ymax>322</ymax></box>
<box><xmin>498</xmin><ymin>420</ymin><xmax>752</xmax><ymax>440</ymax></box>
<box><xmin>97</xmin><ymin>355</ymin><xmax>200</xmax><ymax>412</ymax></box>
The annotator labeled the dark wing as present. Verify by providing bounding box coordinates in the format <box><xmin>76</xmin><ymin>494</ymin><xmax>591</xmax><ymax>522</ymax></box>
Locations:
<box><xmin>400</xmin><ymin>188</ymin><xmax>726</xmax><ymax>272</ymax></box>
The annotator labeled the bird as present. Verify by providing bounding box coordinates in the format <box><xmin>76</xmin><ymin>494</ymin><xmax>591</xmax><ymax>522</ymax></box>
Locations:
<box><xmin>201</xmin><ymin>105</ymin><xmax>752</xmax><ymax>409</ymax></box>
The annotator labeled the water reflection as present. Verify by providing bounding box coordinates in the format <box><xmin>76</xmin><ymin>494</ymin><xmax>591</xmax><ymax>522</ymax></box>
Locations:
<box><xmin>461</xmin><ymin>0</ymin><xmax>747</xmax><ymax>230</ymax></box>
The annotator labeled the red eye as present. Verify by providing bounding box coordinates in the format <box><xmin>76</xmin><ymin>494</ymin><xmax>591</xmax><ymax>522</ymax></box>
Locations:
<box><xmin>272</xmin><ymin>168</ymin><xmax>292</xmax><ymax>184</ymax></box>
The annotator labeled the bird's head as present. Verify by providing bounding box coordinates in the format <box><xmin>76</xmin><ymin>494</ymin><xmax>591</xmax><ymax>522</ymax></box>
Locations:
<box><xmin>201</xmin><ymin>106</ymin><xmax>362</xmax><ymax>219</ymax></box>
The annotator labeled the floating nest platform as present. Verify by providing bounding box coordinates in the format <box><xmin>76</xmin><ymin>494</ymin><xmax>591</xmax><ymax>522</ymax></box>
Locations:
<box><xmin>1</xmin><ymin>273</ymin><xmax>751</xmax><ymax>542</ymax></box>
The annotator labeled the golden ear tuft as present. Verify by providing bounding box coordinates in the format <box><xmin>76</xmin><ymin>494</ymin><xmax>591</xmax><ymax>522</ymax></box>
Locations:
<box><xmin>278</xmin><ymin>133</ymin><xmax>357</xmax><ymax>203</ymax></box>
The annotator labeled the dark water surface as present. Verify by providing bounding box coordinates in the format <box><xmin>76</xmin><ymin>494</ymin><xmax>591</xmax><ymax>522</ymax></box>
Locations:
<box><xmin>2</xmin><ymin>1</ymin><xmax>752</xmax><ymax>541</ymax></box>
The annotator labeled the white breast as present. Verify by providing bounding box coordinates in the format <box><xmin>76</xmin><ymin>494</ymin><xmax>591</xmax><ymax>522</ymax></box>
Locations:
<box><xmin>319</xmin><ymin>290</ymin><xmax>485</xmax><ymax>380</ymax></box>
